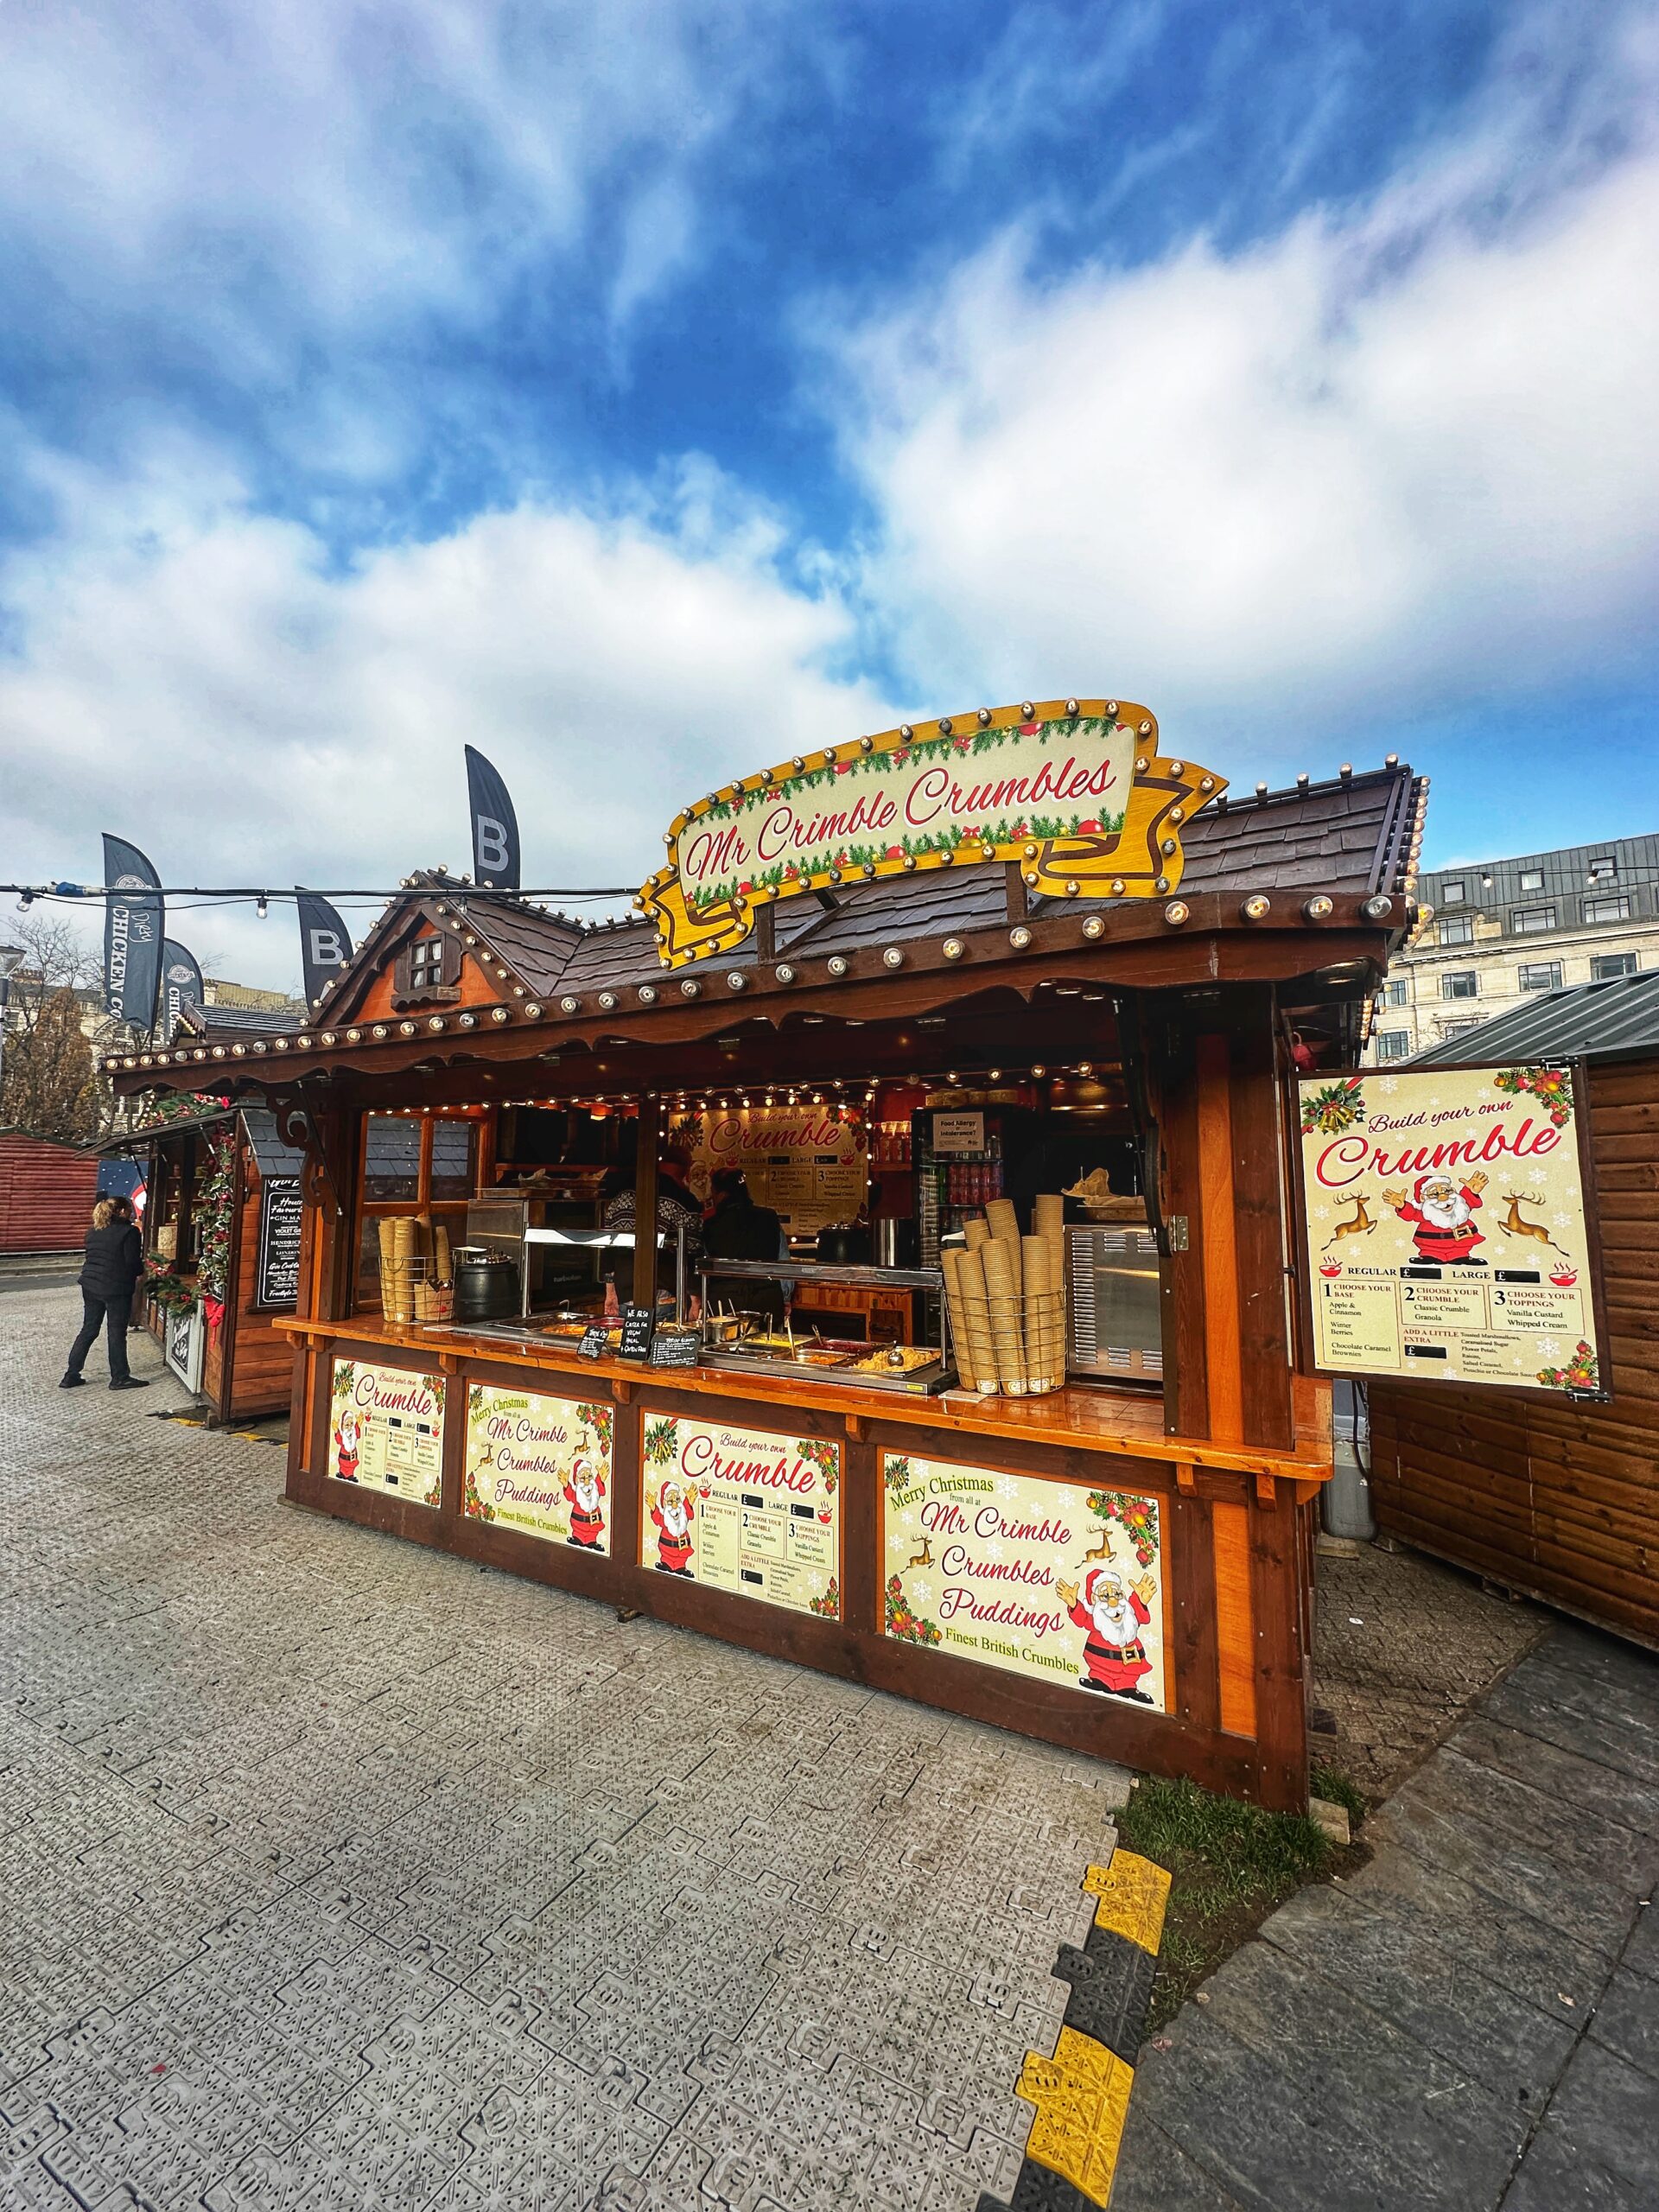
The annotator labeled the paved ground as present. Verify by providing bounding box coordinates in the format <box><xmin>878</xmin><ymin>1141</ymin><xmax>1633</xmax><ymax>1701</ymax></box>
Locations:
<box><xmin>1313</xmin><ymin>1542</ymin><xmax>1548</xmax><ymax>1801</ymax></box>
<box><xmin>0</xmin><ymin>1286</ymin><xmax>1129</xmax><ymax>2212</ymax></box>
<box><xmin>1110</xmin><ymin>1621</ymin><xmax>1659</xmax><ymax>2210</ymax></box>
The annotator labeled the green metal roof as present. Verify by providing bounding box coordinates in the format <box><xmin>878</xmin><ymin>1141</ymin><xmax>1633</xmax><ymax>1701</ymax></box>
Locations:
<box><xmin>1409</xmin><ymin>973</ymin><xmax>1659</xmax><ymax>1067</ymax></box>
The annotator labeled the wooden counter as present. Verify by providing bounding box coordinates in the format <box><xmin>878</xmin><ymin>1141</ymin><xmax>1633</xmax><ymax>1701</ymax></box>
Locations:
<box><xmin>277</xmin><ymin>1314</ymin><xmax>1332</xmax><ymax>1491</ymax></box>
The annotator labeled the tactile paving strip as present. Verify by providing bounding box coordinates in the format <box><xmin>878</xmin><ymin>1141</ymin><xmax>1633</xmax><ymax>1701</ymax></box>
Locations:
<box><xmin>979</xmin><ymin>1848</ymin><xmax>1170</xmax><ymax>2211</ymax></box>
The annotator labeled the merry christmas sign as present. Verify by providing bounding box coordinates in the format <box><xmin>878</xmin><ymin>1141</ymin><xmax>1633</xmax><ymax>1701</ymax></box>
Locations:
<box><xmin>328</xmin><ymin>1357</ymin><xmax>444</xmax><ymax>1507</ymax></box>
<box><xmin>462</xmin><ymin>1383</ymin><xmax>614</xmax><ymax>1551</ymax></box>
<box><xmin>881</xmin><ymin>1454</ymin><xmax>1168</xmax><ymax>1713</ymax></box>
<box><xmin>639</xmin><ymin>699</ymin><xmax>1224</xmax><ymax>964</ymax></box>
<box><xmin>640</xmin><ymin>1414</ymin><xmax>841</xmax><ymax>1618</ymax></box>
<box><xmin>1298</xmin><ymin>1064</ymin><xmax>1606</xmax><ymax>1396</ymax></box>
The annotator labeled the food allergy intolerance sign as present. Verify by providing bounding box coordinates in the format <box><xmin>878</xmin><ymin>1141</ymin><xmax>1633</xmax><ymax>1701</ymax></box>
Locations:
<box><xmin>1297</xmin><ymin>1065</ymin><xmax>1605</xmax><ymax>1396</ymax></box>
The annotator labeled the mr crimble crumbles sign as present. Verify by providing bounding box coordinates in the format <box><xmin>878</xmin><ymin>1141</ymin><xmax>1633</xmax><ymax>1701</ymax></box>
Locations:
<box><xmin>1297</xmin><ymin>1064</ymin><xmax>1606</xmax><ymax>1398</ymax></box>
<box><xmin>639</xmin><ymin>697</ymin><xmax>1224</xmax><ymax>963</ymax></box>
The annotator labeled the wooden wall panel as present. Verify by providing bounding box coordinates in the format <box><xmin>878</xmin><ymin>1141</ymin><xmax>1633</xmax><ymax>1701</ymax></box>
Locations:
<box><xmin>1211</xmin><ymin>1498</ymin><xmax>1257</xmax><ymax>1738</ymax></box>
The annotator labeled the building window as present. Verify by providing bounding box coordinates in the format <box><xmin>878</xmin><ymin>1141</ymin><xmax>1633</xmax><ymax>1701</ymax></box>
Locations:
<box><xmin>1512</xmin><ymin>906</ymin><xmax>1556</xmax><ymax>935</ymax></box>
<box><xmin>1585</xmin><ymin>895</ymin><xmax>1630</xmax><ymax>924</ymax></box>
<box><xmin>391</xmin><ymin>929</ymin><xmax>460</xmax><ymax>1008</ymax></box>
<box><xmin>1440</xmin><ymin>1018</ymin><xmax>1481</xmax><ymax>1035</ymax></box>
<box><xmin>1519</xmin><ymin>868</ymin><xmax>1544</xmax><ymax>893</ymax></box>
<box><xmin>1518</xmin><ymin>962</ymin><xmax>1563</xmax><ymax>992</ymax></box>
<box><xmin>1589</xmin><ymin>855</ymin><xmax>1617</xmax><ymax>881</ymax></box>
<box><xmin>1592</xmin><ymin>952</ymin><xmax>1638</xmax><ymax>980</ymax></box>
<box><xmin>1438</xmin><ymin>916</ymin><xmax>1474</xmax><ymax>946</ymax></box>
<box><xmin>1440</xmin><ymin>880</ymin><xmax>1465</xmax><ymax>905</ymax></box>
<box><xmin>1384</xmin><ymin>977</ymin><xmax>1408</xmax><ymax>1006</ymax></box>
<box><xmin>1375</xmin><ymin>1030</ymin><xmax>1411</xmax><ymax>1061</ymax></box>
<box><xmin>1441</xmin><ymin>972</ymin><xmax>1478</xmax><ymax>1000</ymax></box>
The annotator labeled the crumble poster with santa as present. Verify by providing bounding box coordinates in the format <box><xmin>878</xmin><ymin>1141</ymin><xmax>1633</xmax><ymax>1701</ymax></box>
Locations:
<box><xmin>1298</xmin><ymin>1064</ymin><xmax>1605</xmax><ymax>1395</ymax></box>
<box><xmin>328</xmin><ymin>1357</ymin><xmax>445</xmax><ymax>1506</ymax></box>
<box><xmin>880</xmin><ymin>1454</ymin><xmax>1168</xmax><ymax>1713</ymax></box>
<box><xmin>639</xmin><ymin>1415</ymin><xmax>841</xmax><ymax>1618</ymax></box>
<box><xmin>462</xmin><ymin>1384</ymin><xmax>614</xmax><ymax>1552</ymax></box>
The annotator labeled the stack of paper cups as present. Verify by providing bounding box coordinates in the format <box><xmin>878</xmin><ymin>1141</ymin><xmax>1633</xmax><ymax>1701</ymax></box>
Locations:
<box><xmin>953</xmin><ymin>1245</ymin><xmax>1000</xmax><ymax>1394</ymax></box>
<box><xmin>1034</xmin><ymin>1192</ymin><xmax>1068</xmax><ymax>1376</ymax></box>
<box><xmin>942</xmin><ymin>1247</ymin><xmax>978</xmax><ymax>1391</ymax></box>
<box><xmin>981</xmin><ymin>1236</ymin><xmax>1027</xmax><ymax>1394</ymax></box>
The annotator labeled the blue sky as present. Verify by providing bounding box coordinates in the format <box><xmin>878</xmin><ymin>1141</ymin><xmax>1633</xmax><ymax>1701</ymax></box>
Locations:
<box><xmin>1</xmin><ymin>0</ymin><xmax>1656</xmax><ymax>989</ymax></box>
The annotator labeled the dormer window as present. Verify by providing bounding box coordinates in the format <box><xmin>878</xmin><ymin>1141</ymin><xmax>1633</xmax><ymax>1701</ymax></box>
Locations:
<box><xmin>391</xmin><ymin>930</ymin><xmax>461</xmax><ymax>1008</ymax></box>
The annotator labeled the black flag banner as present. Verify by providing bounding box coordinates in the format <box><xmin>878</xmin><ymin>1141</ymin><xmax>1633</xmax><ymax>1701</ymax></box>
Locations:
<box><xmin>465</xmin><ymin>744</ymin><xmax>521</xmax><ymax>890</ymax></box>
<box><xmin>160</xmin><ymin>940</ymin><xmax>205</xmax><ymax>1041</ymax></box>
<box><xmin>101</xmin><ymin>833</ymin><xmax>164</xmax><ymax>1029</ymax></box>
<box><xmin>296</xmin><ymin>891</ymin><xmax>354</xmax><ymax>1008</ymax></box>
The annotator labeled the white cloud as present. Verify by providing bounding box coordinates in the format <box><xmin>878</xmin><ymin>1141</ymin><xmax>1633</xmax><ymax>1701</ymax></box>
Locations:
<box><xmin>0</xmin><ymin>448</ymin><xmax>891</xmax><ymax>992</ymax></box>
<box><xmin>826</xmin><ymin>6</ymin><xmax>1659</xmax><ymax>763</ymax></box>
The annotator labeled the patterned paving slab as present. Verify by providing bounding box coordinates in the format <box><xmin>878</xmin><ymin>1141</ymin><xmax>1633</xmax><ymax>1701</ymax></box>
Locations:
<box><xmin>1</xmin><ymin>1289</ymin><xmax>1135</xmax><ymax>2211</ymax></box>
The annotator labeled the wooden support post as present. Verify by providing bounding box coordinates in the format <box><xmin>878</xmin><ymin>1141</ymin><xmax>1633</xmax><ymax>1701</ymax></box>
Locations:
<box><xmin>753</xmin><ymin>904</ymin><xmax>776</xmax><ymax>960</ymax></box>
<box><xmin>1004</xmin><ymin>861</ymin><xmax>1028</xmax><ymax>921</ymax></box>
<box><xmin>632</xmin><ymin>1093</ymin><xmax>661</xmax><ymax>1310</ymax></box>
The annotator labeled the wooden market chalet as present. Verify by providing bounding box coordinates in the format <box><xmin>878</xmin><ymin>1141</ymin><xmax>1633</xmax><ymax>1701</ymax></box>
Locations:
<box><xmin>106</xmin><ymin>722</ymin><xmax>1429</xmax><ymax>1811</ymax></box>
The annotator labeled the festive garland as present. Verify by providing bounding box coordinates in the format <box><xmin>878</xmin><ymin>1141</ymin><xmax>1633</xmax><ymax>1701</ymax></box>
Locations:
<box><xmin>807</xmin><ymin>1575</ymin><xmax>842</xmax><ymax>1618</ymax></box>
<box><xmin>1300</xmin><ymin>1076</ymin><xmax>1365</xmax><ymax>1136</ymax></box>
<box><xmin>1085</xmin><ymin>1490</ymin><xmax>1161</xmax><ymax>1568</ymax></box>
<box><xmin>1493</xmin><ymin>1065</ymin><xmax>1573</xmax><ymax>1128</ymax></box>
<box><xmin>883</xmin><ymin>1572</ymin><xmax>942</xmax><ymax>1646</ymax></box>
<box><xmin>1537</xmin><ymin>1340</ymin><xmax>1598</xmax><ymax>1391</ymax></box>
<box><xmin>194</xmin><ymin>1128</ymin><xmax>237</xmax><ymax>1318</ymax></box>
<box><xmin>143</xmin><ymin>1268</ymin><xmax>198</xmax><ymax>1318</ymax></box>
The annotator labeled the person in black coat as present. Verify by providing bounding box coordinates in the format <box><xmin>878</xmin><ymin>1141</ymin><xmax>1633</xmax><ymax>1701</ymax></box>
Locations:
<box><xmin>702</xmin><ymin>1168</ymin><xmax>791</xmax><ymax>1324</ymax></box>
<box><xmin>62</xmin><ymin>1196</ymin><xmax>149</xmax><ymax>1389</ymax></box>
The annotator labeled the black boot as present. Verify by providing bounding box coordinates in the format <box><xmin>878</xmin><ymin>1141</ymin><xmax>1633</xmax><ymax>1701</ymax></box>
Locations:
<box><xmin>109</xmin><ymin>1376</ymin><xmax>150</xmax><ymax>1391</ymax></box>
<box><xmin>59</xmin><ymin>1373</ymin><xmax>86</xmax><ymax>1389</ymax></box>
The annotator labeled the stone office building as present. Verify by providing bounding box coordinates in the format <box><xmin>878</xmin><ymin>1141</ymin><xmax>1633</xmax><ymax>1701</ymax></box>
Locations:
<box><xmin>1365</xmin><ymin>832</ymin><xmax>1659</xmax><ymax>1064</ymax></box>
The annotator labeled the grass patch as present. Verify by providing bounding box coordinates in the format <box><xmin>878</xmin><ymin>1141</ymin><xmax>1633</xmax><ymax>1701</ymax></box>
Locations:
<box><xmin>1117</xmin><ymin>1773</ymin><xmax>1364</xmax><ymax>2033</ymax></box>
<box><xmin>1310</xmin><ymin>1760</ymin><xmax>1368</xmax><ymax>1823</ymax></box>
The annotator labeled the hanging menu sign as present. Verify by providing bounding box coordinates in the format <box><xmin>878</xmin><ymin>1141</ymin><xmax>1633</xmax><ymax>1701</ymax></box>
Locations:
<box><xmin>880</xmin><ymin>1454</ymin><xmax>1168</xmax><ymax>1711</ymax></box>
<box><xmin>254</xmin><ymin>1173</ymin><xmax>302</xmax><ymax>1309</ymax></box>
<box><xmin>670</xmin><ymin>1103</ymin><xmax>867</xmax><ymax>1234</ymax></box>
<box><xmin>462</xmin><ymin>1384</ymin><xmax>613</xmax><ymax>1551</ymax></box>
<box><xmin>640</xmin><ymin>1415</ymin><xmax>840</xmax><ymax>1618</ymax></box>
<box><xmin>328</xmin><ymin>1357</ymin><xmax>445</xmax><ymax>1506</ymax></box>
<box><xmin>1297</xmin><ymin>1065</ymin><xmax>1606</xmax><ymax>1397</ymax></box>
<box><xmin>639</xmin><ymin>700</ymin><xmax>1224</xmax><ymax>964</ymax></box>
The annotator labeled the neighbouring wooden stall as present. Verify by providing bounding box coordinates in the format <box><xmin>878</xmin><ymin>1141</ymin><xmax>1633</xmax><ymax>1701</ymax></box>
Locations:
<box><xmin>1367</xmin><ymin>976</ymin><xmax>1659</xmax><ymax>1650</ymax></box>
<box><xmin>0</xmin><ymin>1127</ymin><xmax>99</xmax><ymax>1253</ymax></box>
<box><xmin>105</xmin><ymin>1103</ymin><xmax>305</xmax><ymax>1422</ymax></box>
<box><xmin>106</xmin><ymin>704</ymin><xmax>1429</xmax><ymax>1806</ymax></box>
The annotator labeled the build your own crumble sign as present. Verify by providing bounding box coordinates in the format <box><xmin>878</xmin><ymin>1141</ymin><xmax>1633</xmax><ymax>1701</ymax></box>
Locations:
<box><xmin>669</xmin><ymin>1103</ymin><xmax>867</xmax><ymax>1234</ymax></box>
<box><xmin>328</xmin><ymin>1357</ymin><xmax>444</xmax><ymax>1506</ymax></box>
<box><xmin>881</xmin><ymin>1454</ymin><xmax>1167</xmax><ymax>1712</ymax></box>
<box><xmin>640</xmin><ymin>1415</ymin><xmax>841</xmax><ymax>1618</ymax></box>
<box><xmin>1298</xmin><ymin>1065</ymin><xmax>1605</xmax><ymax>1396</ymax></box>
<box><xmin>462</xmin><ymin>1384</ymin><xmax>614</xmax><ymax>1551</ymax></box>
<box><xmin>639</xmin><ymin>699</ymin><xmax>1224</xmax><ymax>963</ymax></box>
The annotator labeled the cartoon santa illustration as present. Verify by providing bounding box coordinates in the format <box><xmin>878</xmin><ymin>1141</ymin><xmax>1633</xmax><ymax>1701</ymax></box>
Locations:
<box><xmin>1381</xmin><ymin>1168</ymin><xmax>1489</xmax><ymax>1264</ymax></box>
<box><xmin>334</xmin><ymin>1407</ymin><xmax>362</xmax><ymax>1484</ymax></box>
<box><xmin>1057</xmin><ymin>1566</ymin><xmax>1157</xmax><ymax>1703</ymax></box>
<box><xmin>563</xmin><ymin>1455</ymin><xmax>607</xmax><ymax>1550</ymax></box>
<box><xmin>650</xmin><ymin>1478</ymin><xmax>696</xmax><ymax>1575</ymax></box>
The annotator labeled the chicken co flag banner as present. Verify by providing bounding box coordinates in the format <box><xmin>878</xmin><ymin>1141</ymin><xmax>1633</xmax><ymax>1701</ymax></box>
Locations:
<box><xmin>101</xmin><ymin>834</ymin><xmax>164</xmax><ymax>1028</ymax></box>
<box><xmin>296</xmin><ymin>891</ymin><xmax>354</xmax><ymax>1007</ymax></box>
<box><xmin>1297</xmin><ymin>1064</ymin><xmax>1606</xmax><ymax>1399</ymax></box>
<box><xmin>465</xmin><ymin>745</ymin><xmax>520</xmax><ymax>890</ymax></box>
<box><xmin>160</xmin><ymin>940</ymin><xmax>204</xmax><ymax>1041</ymax></box>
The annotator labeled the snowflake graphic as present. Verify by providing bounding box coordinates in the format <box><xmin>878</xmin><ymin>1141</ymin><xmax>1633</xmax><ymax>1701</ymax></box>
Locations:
<box><xmin>1429</xmin><ymin>1096</ymin><xmax>1440</xmax><ymax>1108</ymax></box>
<box><xmin>984</xmin><ymin>1540</ymin><xmax>1006</xmax><ymax>1561</ymax></box>
<box><xmin>1540</xmin><ymin>1338</ymin><xmax>1560</xmax><ymax>1356</ymax></box>
<box><xmin>912</xmin><ymin>1580</ymin><xmax>933</xmax><ymax>1602</ymax></box>
<box><xmin>997</xmin><ymin>1474</ymin><xmax>1020</xmax><ymax>1500</ymax></box>
<box><xmin>1381</xmin><ymin>1077</ymin><xmax>1398</xmax><ymax>1094</ymax></box>
<box><xmin>1554</xmin><ymin>1211</ymin><xmax>1570</xmax><ymax>1227</ymax></box>
<box><xmin>1313</xmin><ymin>1205</ymin><xmax>1331</xmax><ymax>1222</ymax></box>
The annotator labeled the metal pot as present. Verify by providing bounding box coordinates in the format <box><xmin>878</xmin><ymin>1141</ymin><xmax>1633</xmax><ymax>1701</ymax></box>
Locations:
<box><xmin>873</xmin><ymin>1217</ymin><xmax>918</xmax><ymax>1269</ymax></box>
<box><xmin>454</xmin><ymin>1250</ymin><xmax>520</xmax><ymax>1323</ymax></box>
<box><xmin>817</xmin><ymin>1223</ymin><xmax>872</xmax><ymax>1265</ymax></box>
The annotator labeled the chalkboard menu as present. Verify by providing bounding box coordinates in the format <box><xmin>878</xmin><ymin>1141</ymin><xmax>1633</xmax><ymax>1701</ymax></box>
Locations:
<box><xmin>649</xmin><ymin>1326</ymin><xmax>702</xmax><ymax>1369</ymax></box>
<box><xmin>617</xmin><ymin>1303</ymin><xmax>657</xmax><ymax>1361</ymax></box>
<box><xmin>256</xmin><ymin>1174</ymin><xmax>302</xmax><ymax>1309</ymax></box>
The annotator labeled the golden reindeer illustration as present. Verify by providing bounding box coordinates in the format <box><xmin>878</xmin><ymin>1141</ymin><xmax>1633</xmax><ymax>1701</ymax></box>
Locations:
<box><xmin>906</xmin><ymin>1535</ymin><xmax>933</xmax><ymax>1571</ymax></box>
<box><xmin>1498</xmin><ymin>1192</ymin><xmax>1569</xmax><ymax>1258</ymax></box>
<box><xmin>1080</xmin><ymin>1526</ymin><xmax>1116</xmax><ymax>1566</ymax></box>
<box><xmin>1323</xmin><ymin>1194</ymin><xmax>1377</xmax><ymax>1249</ymax></box>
